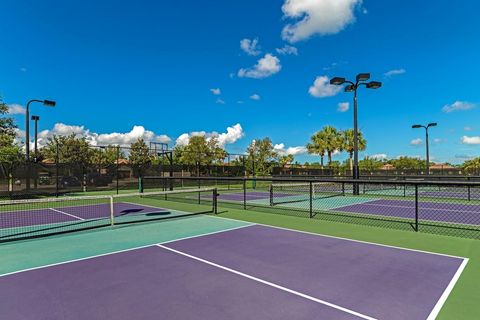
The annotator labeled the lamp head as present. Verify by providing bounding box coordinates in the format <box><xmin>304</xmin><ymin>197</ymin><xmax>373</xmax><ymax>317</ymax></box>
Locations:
<box><xmin>412</xmin><ymin>124</ymin><xmax>422</xmax><ymax>129</ymax></box>
<box><xmin>356</xmin><ymin>73</ymin><xmax>370</xmax><ymax>82</ymax></box>
<box><xmin>366</xmin><ymin>81</ymin><xmax>382</xmax><ymax>89</ymax></box>
<box><xmin>344</xmin><ymin>84</ymin><xmax>355</xmax><ymax>92</ymax></box>
<box><xmin>330</xmin><ymin>77</ymin><xmax>346</xmax><ymax>85</ymax></box>
<box><xmin>428</xmin><ymin>122</ymin><xmax>437</xmax><ymax>127</ymax></box>
<box><xmin>43</xmin><ymin>100</ymin><xmax>56</xmax><ymax>107</ymax></box>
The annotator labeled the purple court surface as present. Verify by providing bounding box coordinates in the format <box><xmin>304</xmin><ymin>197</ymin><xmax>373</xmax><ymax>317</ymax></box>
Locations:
<box><xmin>0</xmin><ymin>224</ymin><xmax>466</xmax><ymax>320</ymax></box>
<box><xmin>333</xmin><ymin>199</ymin><xmax>480</xmax><ymax>225</ymax></box>
<box><xmin>0</xmin><ymin>202</ymin><xmax>168</xmax><ymax>229</ymax></box>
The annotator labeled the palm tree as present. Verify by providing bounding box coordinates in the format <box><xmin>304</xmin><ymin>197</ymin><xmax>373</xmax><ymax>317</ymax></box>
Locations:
<box><xmin>322</xmin><ymin>126</ymin><xmax>343</xmax><ymax>165</ymax></box>
<box><xmin>342</xmin><ymin>129</ymin><xmax>367</xmax><ymax>172</ymax></box>
<box><xmin>307</xmin><ymin>132</ymin><xmax>327</xmax><ymax>167</ymax></box>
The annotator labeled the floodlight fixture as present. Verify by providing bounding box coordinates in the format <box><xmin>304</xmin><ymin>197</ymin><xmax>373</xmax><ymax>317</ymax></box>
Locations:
<box><xmin>366</xmin><ymin>81</ymin><xmax>382</xmax><ymax>89</ymax></box>
<box><xmin>356</xmin><ymin>73</ymin><xmax>370</xmax><ymax>82</ymax></box>
<box><xmin>330</xmin><ymin>77</ymin><xmax>346</xmax><ymax>85</ymax></box>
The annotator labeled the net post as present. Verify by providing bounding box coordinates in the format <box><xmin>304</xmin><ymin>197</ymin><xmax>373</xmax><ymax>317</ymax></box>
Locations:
<box><xmin>309</xmin><ymin>181</ymin><xmax>313</xmax><ymax>218</ymax></box>
<box><xmin>213</xmin><ymin>188</ymin><xmax>218</xmax><ymax>214</ymax></box>
<box><xmin>109</xmin><ymin>196</ymin><xmax>115</xmax><ymax>227</ymax></box>
<box><xmin>269</xmin><ymin>184</ymin><xmax>273</xmax><ymax>206</ymax></box>
<box><xmin>414</xmin><ymin>184</ymin><xmax>419</xmax><ymax>232</ymax></box>
<box><xmin>243</xmin><ymin>178</ymin><xmax>247</xmax><ymax>210</ymax></box>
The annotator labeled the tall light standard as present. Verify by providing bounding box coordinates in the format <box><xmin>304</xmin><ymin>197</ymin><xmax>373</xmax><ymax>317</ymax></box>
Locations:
<box><xmin>25</xmin><ymin>99</ymin><xmax>56</xmax><ymax>191</ymax></box>
<box><xmin>412</xmin><ymin>123</ymin><xmax>437</xmax><ymax>175</ymax></box>
<box><xmin>31</xmin><ymin>115</ymin><xmax>40</xmax><ymax>162</ymax></box>
<box><xmin>330</xmin><ymin>74</ymin><xmax>382</xmax><ymax>195</ymax></box>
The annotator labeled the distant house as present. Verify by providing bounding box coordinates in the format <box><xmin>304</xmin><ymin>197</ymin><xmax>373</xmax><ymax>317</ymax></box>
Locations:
<box><xmin>380</xmin><ymin>163</ymin><xmax>395</xmax><ymax>170</ymax></box>
<box><xmin>429</xmin><ymin>163</ymin><xmax>455</xmax><ymax>170</ymax></box>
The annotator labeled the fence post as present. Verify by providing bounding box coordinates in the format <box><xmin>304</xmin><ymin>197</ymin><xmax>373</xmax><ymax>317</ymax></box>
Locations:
<box><xmin>309</xmin><ymin>181</ymin><xmax>313</xmax><ymax>218</ymax></box>
<box><xmin>269</xmin><ymin>184</ymin><xmax>273</xmax><ymax>206</ymax></box>
<box><xmin>243</xmin><ymin>178</ymin><xmax>247</xmax><ymax>210</ymax></box>
<box><xmin>55</xmin><ymin>141</ymin><xmax>59</xmax><ymax>197</ymax></box>
<box><xmin>415</xmin><ymin>184</ymin><xmax>419</xmax><ymax>232</ymax></box>
<box><xmin>213</xmin><ymin>188</ymin><xmax>218</xmax><ymax>214</ymax></box>
<box><xmin>468</xmin><ymin>185</ymin><xmax>471</xmax><ymax>201</ymax></box>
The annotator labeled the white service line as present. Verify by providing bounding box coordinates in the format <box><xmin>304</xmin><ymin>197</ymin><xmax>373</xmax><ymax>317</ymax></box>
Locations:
<box><xmin>156</xmin><ymin>244</ymin><xmax>376</xmax><ymax>320</ymax></box>
<box><xmin>48</xmin><ymin>208</ymin><xmax>85</xmax><ymax>221</ymax></box>
<box><xmin>426</xmin><ymin>258</ymin><xmax>469</xmax><ymax>320</ymax></box>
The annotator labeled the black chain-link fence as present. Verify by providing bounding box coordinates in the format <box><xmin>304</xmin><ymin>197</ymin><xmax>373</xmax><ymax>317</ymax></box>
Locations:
<box><xmin>143</xmin><ymin>176</ymin><xmax>480</xmax><ymax>240</ymax></box>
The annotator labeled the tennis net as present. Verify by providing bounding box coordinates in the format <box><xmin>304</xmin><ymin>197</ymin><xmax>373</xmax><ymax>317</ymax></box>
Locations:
<box><xmin>270</xmin><ymin>182</ymin><xmax>345</xmax><ymax>206</ymax></box>
<box><xmin>0</xmin><ymin>188</ymin><xmax>217</xmax><ymax>242</ymax></box>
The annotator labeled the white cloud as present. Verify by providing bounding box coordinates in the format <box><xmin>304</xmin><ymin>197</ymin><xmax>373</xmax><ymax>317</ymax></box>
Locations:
<box><xmin>281</xmin><ymin>0</ymin><xmax>361</xmax><ymax>42</ymax></box>
<box><xmin>23</xmin><ymin>123</ymin><xmax>171</xmax><ymax>149</ymax></box>
<box><xmin>384</xmin><ymin>68</ymin><xmax>406</xmax><ymax>77</ymax></box>
<box><xmin>175</xmin><ymin>123</ymin><xmax>245</xmax><ymax>148</ymax></box>
<box><xmin>240</xmin><ymin>38</ymin><xmax>261</xmax><ymax>56</ymax></box>
<box><xmin>308</xmin><ymin>76</ymin><xmax>342</xmax><ymax>98</ymax></box>
<box><xmin>7</xmin><ymin>104</ymin><xmax>26</xmax><ymax>115</ymax></box>
<box><xmin>442</xmin><ymin>101</ymin><xmax>476</xmax><ymax>113</ymax></box>
<box><xmin>250</xmin><ymin>94</ymin><xmax>261</xmax><ymax>101</ymax></box>
<box><xmin>337</xmin><ymin>102</ymin><xmax>349</xmax><ymax>112</ymax></box>
<box><xmin>410</xmin><ymin>138</ymin><xmax>423</xmax><ymax>146</ymax></box>
<box><xmin>274</xmin><ymin>143</ymin><xmax>308</xmax><ymax>156</ymax></box>
<box><xmin>369</xmin><ymin>153</ymin><xmax>387</xmax><ymax>160</ymax></box>
<box><xmin>433</xmin><ymin>138</ymin><xmax>444</xmax><ymax>144</ymax></box>
<box><xmin>238</xmin><ymin>54</ymin><xmax>282</xmax><ymax>79</ymax></box>
<box><xmin>275</xmin><ymin>45</ymin><xmax>298</xmax><ymax>56</ymax></box>
<box><xmin>461</xmin><ymin>136</ymin><xmax>480</xmax><ymax>145</ymax></box>
<box><xmin>216</xmin><ymin>98</ymin><xmax>226</xmax><ymax>105</ymax></box>
<box><xmin>464</xmin><ymin>126</ymin><xmax>473</xmax><ymax>131</ymax></box>
<box><xmin>210</xmin><ymin>88</ymin><xmax>221</xmax><ymax>95</ymax></box>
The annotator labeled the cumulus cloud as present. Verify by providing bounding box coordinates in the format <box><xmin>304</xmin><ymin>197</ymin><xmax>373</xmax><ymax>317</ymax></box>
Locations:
<box><xmin>281</xmin><ymin>0</ymin><xmax>361</xmax><ymax>42</ymax></box>
<box><xmin>369</xmin><ymin>153</ymin><xmax>387</xmax><ymax>160</ymax></box>
<box><xmin>410</xmin><ymin>138</ymin><xmax>423</xmax><ymax>146</ymax></box>
<box><xmin>7</xmin><ymin>104</ymin><xmax>26</xmax><ymax>115</ymax></box>
<box><xmin>250</xmin><ymin>94</ymin><xmax>261</xmax><ymax>101</ymax></box>
<box><xmin>275</xmin><ymin>45</ymin><xmax>298</xmax><ymax>56</ymax></box>
<box><xmin>442</xmin><ymin>101</ymin><xmax>476</xmax><ymax>113</ymax></box>
<box><xmin>240</xmin><ymin>38</ymin><xmax>261</xmax><ymax>56</ymax></box>
<box><xmin>461</xmin><ymin>136</ymin><xmax>480</xmax><ymax>145</ymax></box>
<box><xmin>175</xmin><ymin>123</ymin><xmax>245</xmax><ymax>148</ymax></box>
<box><xmin>23</xmin><ymin>123</ymin><xmax>171</xmax><ymax>149</ymax></box>
<box><xmin>210</xmin><ymin>88</ymin><xmax>221</xmax><ymax>95</ymax></box>
<box><xmin>384</xmin><ymin>68</ymin><xmax>406</xmax><ymax>77</ymax></box>
<box><xmin>274</xmin><ymin>143</ymin><xmax>308</xmax><ymax>156</ymax></box>
<box><xmin>238</xmin><ymin>54</ymin><xmax>282</xmax><ymax>79</ymax></box>
<box><xmin>337</xmin><ymin>102</ymin><xmax>349</xmax><ymax>112</ymax></box>
<box><xmin>309</xmin><ymin>76</ymin><xmax>342</xmax><ymax>98</ymax></box>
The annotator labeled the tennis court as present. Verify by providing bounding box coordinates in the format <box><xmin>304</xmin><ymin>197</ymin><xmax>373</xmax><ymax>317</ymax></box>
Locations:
<box><xmin>0</xmin><ymin>215</ymin><xmax>468</xmax><ymax>320</ymax></box>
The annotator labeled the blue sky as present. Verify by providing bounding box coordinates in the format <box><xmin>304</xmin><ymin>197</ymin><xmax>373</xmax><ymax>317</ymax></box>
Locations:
<box><xmin>1</xmin><ymin>0</ymin><xmax>479</xmax><ymax>164</ymax></box>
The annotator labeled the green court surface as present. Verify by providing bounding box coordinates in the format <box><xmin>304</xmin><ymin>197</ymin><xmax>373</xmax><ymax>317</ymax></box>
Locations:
<box><xmin>1</xmin><ymin>200</ymin><xmax>479</xmax><ymax>319</ymax></box>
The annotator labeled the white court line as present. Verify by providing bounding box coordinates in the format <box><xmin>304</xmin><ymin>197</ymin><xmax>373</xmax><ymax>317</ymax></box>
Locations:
<box><xmin>0</xmin><ymin>223</ymin><xmax>255</xmax><ymax>278</ymax></box>
<box><xmin>48</xmin><ymin>208</ymin><xmax>85</xmax><ymax>221</ymax></box>
<box><xmin>156</xmin><ymin>244</ymin><xmax>376</xmax><ymax>320</ymax></box>
<box><xmin>427</xmin><ymin>258</ymin><xmax>469</xmax><ymax>320</ymax></box>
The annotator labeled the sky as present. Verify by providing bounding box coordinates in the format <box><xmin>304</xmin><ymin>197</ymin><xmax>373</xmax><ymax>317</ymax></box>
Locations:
<box><xmin>1</xmin><ymin>0</ymin><xmax>479</xmax><ymax>164</ymax></box>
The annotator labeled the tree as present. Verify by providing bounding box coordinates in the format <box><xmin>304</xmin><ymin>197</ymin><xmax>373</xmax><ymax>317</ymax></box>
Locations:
<box><xmin>307</xmin><ymin>131</ymin><xmax>326</xmax><ymax>167</ymax></box>
<box><xmin>390</xmin><ymin>157</ymin><xmax>425</xmax><ymax>171</ymax></box>
<box><xmin>90</xmin><ymin>146</ymin><xmax>124</xmax><ymax>166</ymax></box>
<box><xmin>342</xmin><ymin>129</ymin><xmax>367</xmax><ymax>172</ymax></box>
<box><xmin>41</xmin><ymin>134</ymin><xmax>92</xmax><ymax>165</ymax></box>
<box><xmin>0</xmin><ymin>97</ymin><xmax>17</xmax><ymax>137</ymax></box>
<box><xmin>462</xmin><ymin>157</ymin><xmax>480</xmax><ymax>174</ymax></box>
<box><xmin>359</xmin><ymin>157</ymin><xmax>384</xmax><ymax>172</ymax></box>
<box><xmin>174</xmin><ymin>136</ymin><xmax>226</xmax><ymax>166</ymax></box>
<box><xmin>129</xmin><ymin>139</ymin><xmax>152</xmax><ymax>177</ymax></box>
<box><xmin>321</xmin><ymin>126</ymin><xmax>343</xmax><ymax>165</ymax></box>
<box><xmin>0</xmin><ymin>135</ymin><xmax>24</xmax><ymax>191</ymax></box>
<box><xmin>246</xmin><ymin>138</ymin><xmax>278</xmax><ymax>176</ymax></box>
<box><xmin>278</xmin><ymin>154</ymin><xmax>294</xmax><ymax>168</ymax></box>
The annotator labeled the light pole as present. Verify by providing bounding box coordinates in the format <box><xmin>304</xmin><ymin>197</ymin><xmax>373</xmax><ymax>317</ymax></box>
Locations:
<box><xmin>330</xmin><ymin>74</ymin><xmax>382</xmax><ymax>195</ymax></box>
<box><xmin>25</xmin><ymin>99</ymin><xmax>56</xmax><ymax>191</ymax></box>
<box><xmin>412</xmin><ymin>123</ymin><xmax>437</xmax><ymax>175</ymax></box>
<box><xmin>31</xmin><ymin>115</ymin><xmax>40</xmax><ymax>162</ymax></box>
